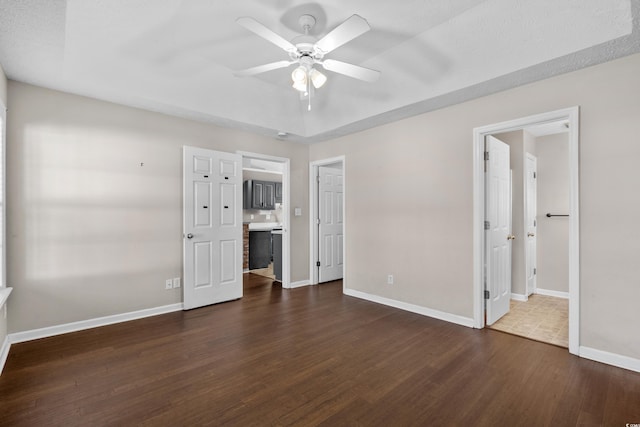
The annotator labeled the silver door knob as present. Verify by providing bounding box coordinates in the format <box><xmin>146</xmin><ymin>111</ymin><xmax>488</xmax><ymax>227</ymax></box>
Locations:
<box><xmin>527</xmin><ymin>232</ymin><xmax>535</xmax><ymax>237</ymax></box>
<box><xmin>507</xmin><ymin>234</ymin><xmax>516</xmax><ymax>240</ymax></box>
<box><xmin>186</xmin><ymin>233</ymin><xmax>194</xmax><ymax>239</ymax></box>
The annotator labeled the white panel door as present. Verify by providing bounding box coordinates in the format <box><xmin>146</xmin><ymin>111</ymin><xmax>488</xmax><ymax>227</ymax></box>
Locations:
<box><xmin>318</xmin><ymin>166</ymin><xmax>344</xmax><ymax>283</ymax></box>
<box><xmin>183</xmin><ymin>146</ymin><xmax>242</xmax><ymax>310</ymax></box>
<box><xmin>525</xmin><ymin>154</ymin><xmax>538</xmax><ymax>296</ymax></box>
<box><xmin>485</xmin><ymin>136</ymin><xmax>512</xmax><ymax>325</ymax></box>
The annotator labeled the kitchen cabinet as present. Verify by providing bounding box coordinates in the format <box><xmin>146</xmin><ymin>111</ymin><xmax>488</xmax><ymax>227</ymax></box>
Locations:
<box><xmin>244</xmin><ymin>180</ymin><xmax>277</xmax><ymax>210</ymax></box>
<box><xmin>275</xmin><ymin>182</ymin><xmax>282</xmax><ymax>204</ymax></box>
<box><xmin>272</xmin><ymin>230</ymin><xmax>282</xmax><ymax>281</ymax></box>
<box><xmin>249</xmin><ymin>230</ymin><xmax>271</xmax><ymax>269</ymax></box>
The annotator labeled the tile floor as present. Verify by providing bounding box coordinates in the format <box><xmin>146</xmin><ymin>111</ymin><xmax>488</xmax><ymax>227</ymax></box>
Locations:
<box><xmin>249</xmin><ymin>262</ymin><xmax>275</xmax><ymax>280</ymax></box>
<box><xmin>488</xmin><ymin>294</ymin><xmax>568</xmax><ymax>348</ymax></box>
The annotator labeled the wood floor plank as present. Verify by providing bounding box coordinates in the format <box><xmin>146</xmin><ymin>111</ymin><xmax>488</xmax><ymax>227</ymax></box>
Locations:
<box><xmin>1</xmin><ymin>276</ymin><xmax>639</xmax><ymax>426</ymax></box>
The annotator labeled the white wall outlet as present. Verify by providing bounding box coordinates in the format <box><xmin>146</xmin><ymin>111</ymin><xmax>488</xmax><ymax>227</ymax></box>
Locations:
<box><xmin>294</xmin><ymin>207</ymin><xmax>302</xmax><ymax>216</ymax></box>
<box><xmin>165</xmin><ymin>279</ymin><xmax>173</xmax><ymax>290</ymax></box>
<box><xmin>387</xmin><ymin>274</ymin><xmax>394</xmax><ymax>285</ymax></box>
<box><xmin>173</xmin><ymin>277</ymin><xmax>181</xmax><ymax>288</ymax></box>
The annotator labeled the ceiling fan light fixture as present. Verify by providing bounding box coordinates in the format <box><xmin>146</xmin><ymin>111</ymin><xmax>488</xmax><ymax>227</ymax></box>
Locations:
<box><xmin>310</xmin><ymin>68</ymin><xmax>327</xmax><ymax>89</ymax></box>
<box><xmin>292</xmin><ymin>80</ymin><xmax>307</xmax><ymax>92</ymax></box>
<box><xmin>291</xmin><ymin>66</ymin><xmax>308</xmax><ymax>92</ymax></box>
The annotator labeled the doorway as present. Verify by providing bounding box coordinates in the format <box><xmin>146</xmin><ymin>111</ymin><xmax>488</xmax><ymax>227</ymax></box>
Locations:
<box><xmin>486</xmin><ymin>127</ymin><xmax>570</xmax><ymax>347</ymax></box>
<box><xmin>473</xmin><ymin>107</ymin><xmax>580</xmax><ymax>355</ymax></box>
<box><xmin>309</xmin><ymin>156</ymin><xmax>346</xmax><ymax>286</ymax></box>
<box><xmin>238</xmin><ymin>151</ymin><xmax>291</xmax><ymax>289</ymax></box>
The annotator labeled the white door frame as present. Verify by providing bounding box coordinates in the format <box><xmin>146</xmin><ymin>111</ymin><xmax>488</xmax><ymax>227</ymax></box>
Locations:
<box><xmin>473</xmin><ymin>107</ymin><xmax>580</xmax><ymax>355</ymax></box>
<box><xmin>237</xmin><ymin>151</ymin><xmax>291</xmax><ymax>289</ymax></box>
<box><xmin>309</xmin><ymin>156</ymin><xmax>346</xmax><ymax>288</ymax></box>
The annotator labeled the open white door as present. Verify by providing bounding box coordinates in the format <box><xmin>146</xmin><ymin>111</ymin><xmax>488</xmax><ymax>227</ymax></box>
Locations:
<box><xmin>485</xmin><ymin>136</ymin><xmax>512</xmax><ymax>325</ymax></box>
<box><xmin>525</xmin><ymin>154</ymin><xmax>538</xmax><ymax>296</ymax></box>
<box><xmin>318</xmin><ymin>166</ymin><xmax>344</xmax><ymax>283</ymax></box>
<box><xmin>183</xmin><ymin>146</ymin><xmax>242</xmax><ymax>310</ymax></box>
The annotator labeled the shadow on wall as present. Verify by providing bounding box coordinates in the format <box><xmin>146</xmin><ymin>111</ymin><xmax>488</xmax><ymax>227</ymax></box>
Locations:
<box><xmin>10</xmin><ymin>123</ymin><xmax>183</xmax><ymax>331</ymax></box>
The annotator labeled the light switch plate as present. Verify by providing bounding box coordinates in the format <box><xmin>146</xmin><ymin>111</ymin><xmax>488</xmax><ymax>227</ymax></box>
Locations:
<box><xmin>173</xmin><ymin>278</ymin><xmax>181</xmax><ymax>288</ymax></box>
<box><xmin>294</xmin><ymin>207</ymin><xmax>302</xmax><ymax>216</ymax></box>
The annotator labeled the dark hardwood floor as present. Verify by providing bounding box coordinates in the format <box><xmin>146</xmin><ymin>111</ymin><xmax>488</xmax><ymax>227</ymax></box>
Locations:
<box><xmin>1</xmin><ymin>274</ymin><xmax>639</xmax><ymax>426</ymax></box>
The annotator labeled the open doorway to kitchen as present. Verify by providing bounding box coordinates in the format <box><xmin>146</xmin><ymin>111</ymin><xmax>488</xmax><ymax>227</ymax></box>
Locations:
<box><xmin>473</xmin><ymin>107</ymin><xmax>580</xmax><ymax>355</ymax></box>
<box><xmin>310</xmin><ymin>156</ymin><xmax>345</xmax><ymax>287</ymax></box>
<box><xmin>238</xmin><ymin>152</ymin><xmax>290</xmax><ymax>289</ymax></box>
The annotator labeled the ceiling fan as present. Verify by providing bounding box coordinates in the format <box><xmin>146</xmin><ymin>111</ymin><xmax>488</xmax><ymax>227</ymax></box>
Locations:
<box><xmin>233</xmin><ymin>13</ymin><xmax>380</xmax><ymax>109</ymax></box>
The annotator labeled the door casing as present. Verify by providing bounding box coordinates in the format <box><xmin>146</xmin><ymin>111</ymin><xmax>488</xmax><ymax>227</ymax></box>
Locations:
<box><xmin>473</xmin><ymin>107</ymin><xmax>580</xmax><ymax>355</ymax></box>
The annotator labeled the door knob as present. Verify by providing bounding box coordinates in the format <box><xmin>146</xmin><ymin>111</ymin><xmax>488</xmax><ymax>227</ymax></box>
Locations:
<box><xmin>186</xmin><ymin>233</ymin><xmax>194</xmax><ymax>239</ymax></box>
<box><xmin>507</xmin><ymin>234</ymin><xmax>516</xmax><ymax>240</ymax></box>
<box><xmin>527</xmin><ymin>232</ymin><xmax>535</xmax><ymax>237</ymax></box>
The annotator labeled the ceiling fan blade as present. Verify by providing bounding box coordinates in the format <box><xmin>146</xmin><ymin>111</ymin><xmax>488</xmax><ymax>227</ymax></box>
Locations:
<box><xmin>315</xmin><ymin>14</ymin><xmax>371</xmax><ymax>54</ymax></box>
<box><xmin>234</xmin><ymin>60</ymin><xmax>295</xmax><ymax>77</ymax></box>
<box><xmin>237</xmin><ymin>17</ymin><xmax>297</xmax><ymax>53</ymax></box>
<box><xmin>321</xmin><ymin>59</ymin><xmax>380</xmax><ymax>83</ymax></box>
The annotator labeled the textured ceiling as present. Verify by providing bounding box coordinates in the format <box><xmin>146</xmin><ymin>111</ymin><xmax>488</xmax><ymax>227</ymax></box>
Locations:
<box><xmin>0</xmin><ymin>0</ymin><xmax>638</xmax><ymax>143</ymax></box>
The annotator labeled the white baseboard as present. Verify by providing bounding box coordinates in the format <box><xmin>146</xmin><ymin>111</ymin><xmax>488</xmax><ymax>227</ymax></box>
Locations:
<box><xmin>10</xmin><ymin>303</ymin><xmax>184</xmax><ymax>344</ymax></box>
<box><xmin>343</xmin><ymin>288</ymin><xmax>475</xmax><ymax>328</ymax></box>
<box><xmin>580</xmin><ymin>346</ymin><xmax>640</xmax><ymax>373</ymax></box>
<box><xmin>0</xmin><ymin>335</ymin><xmax>10</xmax><ymax>375</ymax></box>
<box><xmin>289</xmin><ymin>280</ymin><xmax>310</xmax><ymax>289</ymax></box>
<box><xmin>535</xmin><ymin>288</ymin><xmax>569</xmax><ymax>299</ymax></box>
<box><xmin>511</xmin><ymin>293</ymin><xmax>528</xmax><ymax>302</ymax></box>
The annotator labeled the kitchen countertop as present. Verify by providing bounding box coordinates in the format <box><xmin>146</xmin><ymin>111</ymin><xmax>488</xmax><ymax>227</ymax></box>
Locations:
<box><xmin>247</xmin><ymin>222</ymin><xmax>281</xmax><ymax>231</ymax></box>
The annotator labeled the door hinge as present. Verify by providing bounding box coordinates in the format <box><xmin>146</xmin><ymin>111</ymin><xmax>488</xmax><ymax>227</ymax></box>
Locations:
<box><xmin>533</xmin><ymin>172</ymin><xmax>537</xmax><ymax>179</ymax></box>
<box><xmin>484</xmin><ymin>290</ymin><xmax>490</xmax><ymax>299</ymax></box>
<box><xmin>533</xmin><ymin>268</ymin><xmax>537</xmax><ymax>275</ymax></box>
<box><xmin>534</xmin><ymin>219</ymin><xmax>537</xmax><ymax>227</ymax></box>
<box><xmin>484</xmin><ymin>151</ymin><xmax>489</xmax><ymax>161</ymax></box>
<box><xmin>484</xmin><ymin>221</ymin><xmax>490</xmax><ymax>230</ymax></box>
<box><xmin>316</xmin><ymin>261</ymin><xmax>321</xmax><ymax>267</ymax></box>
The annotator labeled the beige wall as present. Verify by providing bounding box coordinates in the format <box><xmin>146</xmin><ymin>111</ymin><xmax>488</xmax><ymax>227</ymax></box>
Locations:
<box><xmin>6</xmin><ymin>82</ymin><xmax>309</xmax><ymax>333</ymax></box>
<box><xmin>536</xmin><ymin>133</ymin><xmax>570</xmax><ymax>293</ymax></box>
<box><xmin>310</xmin><ymin>53</ymin><xmax>640</xmax><ymax>361</ymax></box>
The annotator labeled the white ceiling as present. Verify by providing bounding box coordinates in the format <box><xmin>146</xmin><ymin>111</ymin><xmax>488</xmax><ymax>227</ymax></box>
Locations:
<box><xmin>0</xmin><ymin>0</ymin><xmax>638</xmax><ymax>143</ymax></box>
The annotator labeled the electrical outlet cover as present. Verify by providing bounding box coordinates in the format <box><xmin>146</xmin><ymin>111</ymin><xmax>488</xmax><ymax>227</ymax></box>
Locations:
<box><xmin>165</xmin><ymin>279</ymin><xmax>173</xmax><ymax>290</ymax></box>
<box><xmin>173</xmin><ymin>278</ymin><xmax>181</xmax><ymax>288</ymax></box>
